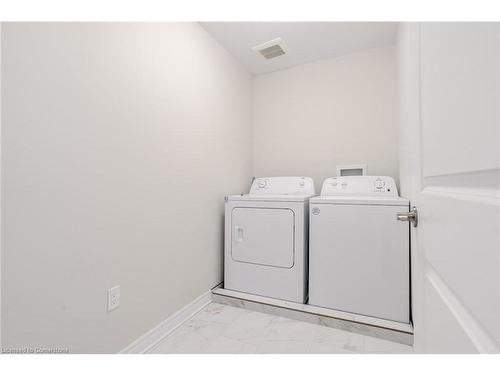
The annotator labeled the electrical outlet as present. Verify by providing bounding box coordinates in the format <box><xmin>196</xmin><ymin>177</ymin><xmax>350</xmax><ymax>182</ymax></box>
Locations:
<box><xmin>107</xmin><ymin>285</ymin><xmax>120</xmax><ymax>312</ymax></box>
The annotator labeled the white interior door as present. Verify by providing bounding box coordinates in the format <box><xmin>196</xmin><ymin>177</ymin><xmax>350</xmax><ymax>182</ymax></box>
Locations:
<box><xmin>399</xmin><ymin>23</ymin><xmax>500</xmax><ymax>353</ymax></box>
<box><xmin>231</xmin><ymin>207</ymin><xmax>295</xmax><ymax>268</ymax></box>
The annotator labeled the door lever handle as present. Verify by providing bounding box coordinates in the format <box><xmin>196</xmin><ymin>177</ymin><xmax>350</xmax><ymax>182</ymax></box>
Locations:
<box><xmin>397</xmin><ymin>206</ymin><xmax>418</xmax><ymax>228</ymax></box>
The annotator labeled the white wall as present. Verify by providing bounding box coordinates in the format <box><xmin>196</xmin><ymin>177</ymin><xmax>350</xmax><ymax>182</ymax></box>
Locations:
<box><xmin>397</xmin><ymin>24</ymin><xmax>422</xmax><ymax>201</ymax></box>
<box><xmin>1</xmin><ymin>23</ymin><xmax>252</xmax><ymax>353</ymax></box>
<box><xmin>0</xmin><ymin>22</ymin><xmax>2</xmax><ymax>348</ymax></box>
<box><xmin>397</xmin><ymin>23</ymin><xmax>424</xmax><ymax>351</ymax></box>
<box><xmin>252</xmin><ymin>46</ymin><xmax>398</xmax><ymax>190</ymax></box>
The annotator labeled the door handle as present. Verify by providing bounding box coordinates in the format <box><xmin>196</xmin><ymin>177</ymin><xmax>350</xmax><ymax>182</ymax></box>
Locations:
<box><xmin>397</xmin><ymin>206</ymin><xmax>418</xmax><ymax>228</ymax></box>
<box><xmin>234</xmin><ymin>226</ymin><xmax>244</xmax><ymax>243</ymax></box>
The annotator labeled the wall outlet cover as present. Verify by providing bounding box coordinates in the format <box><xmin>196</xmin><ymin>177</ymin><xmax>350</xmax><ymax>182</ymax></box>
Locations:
<box><xmin>108</xmin><ymin>285</ymin><xmax>120</xmax><ymax>312</ymax></box>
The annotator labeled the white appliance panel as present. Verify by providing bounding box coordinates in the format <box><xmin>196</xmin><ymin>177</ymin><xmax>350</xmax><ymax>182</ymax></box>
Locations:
<box><xmin>250</xmin><ymin>176</ymin><xmax>315</xmax><ymax>196</ymax></box>
<box><xmin>309</xmin><ymin>202</ymin><xmax>410</xmax><ymax>323</ymax></box>
<box><xmin>321</xmin><ymin>176</ymin><xmax>398</xmax><ymax>196</ymax></box>
<box><xmin>231</xmin><ymin>207</ymin><xmax>295</xmax><ymax>268</ymax></box>
<box><xmin>224</xmin><ymin>176</ymin><xmax>314</xmax><ymax>303</ymax></box>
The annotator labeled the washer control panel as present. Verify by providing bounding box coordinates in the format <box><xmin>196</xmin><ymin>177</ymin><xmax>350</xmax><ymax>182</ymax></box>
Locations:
<box><xmin>249</xmin><ymin>176</ymin><xmax>315</xmax><ymax>196</ymax></box>
<box><xmin>320</xmin><ymin>176</ymin><xmax>398</xmax><ymax>196</ymax></box>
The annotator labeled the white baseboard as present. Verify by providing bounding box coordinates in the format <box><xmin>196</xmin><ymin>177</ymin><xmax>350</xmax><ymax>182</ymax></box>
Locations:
<box><xmin>120</xmin><ymin>289</ymin><xmax>213</xmax><ymax>354</ymax></box>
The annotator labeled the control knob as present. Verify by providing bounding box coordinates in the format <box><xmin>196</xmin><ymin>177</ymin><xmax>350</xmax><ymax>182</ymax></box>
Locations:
<box><xmin>374</xmin><ymin>179</ymin><xmax>386</xmax><ymax>189</ymax></box>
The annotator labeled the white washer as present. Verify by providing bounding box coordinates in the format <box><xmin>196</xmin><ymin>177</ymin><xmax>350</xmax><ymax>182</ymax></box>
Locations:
<box><xmin>309</xmin><ymin>176</ymin><xmax>410</xmax><ymax>323</ymax></box>
<box><xmin>224</xmin><ymin>176</ymin><xmax>315</xmax><ymax>303</ymax></box>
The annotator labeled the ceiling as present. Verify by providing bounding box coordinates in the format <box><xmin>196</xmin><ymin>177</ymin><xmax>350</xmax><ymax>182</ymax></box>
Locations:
<box><xmin>200</xmin><ymin>22</ymin><xmax>398</xmax><ymax>75</ymax></box>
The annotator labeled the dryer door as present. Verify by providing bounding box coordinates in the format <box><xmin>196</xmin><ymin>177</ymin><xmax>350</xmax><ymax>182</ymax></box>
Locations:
<box><xmin>231</xmin><ymin>207</ymin><xmax>295</xmax><ymax>268</ymax></box>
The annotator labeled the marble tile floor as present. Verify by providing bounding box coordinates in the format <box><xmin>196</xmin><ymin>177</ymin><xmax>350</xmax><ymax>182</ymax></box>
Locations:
<box><xmin>148</xmin><ymin>302</ymin><xmax>414</xmax><ymax>354</ymax></box>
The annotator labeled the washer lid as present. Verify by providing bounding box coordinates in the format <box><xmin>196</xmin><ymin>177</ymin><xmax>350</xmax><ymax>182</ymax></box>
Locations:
<box><xmin>310</xmin><ymin>195</ymin><xmax>409</xmax><ymax>206</ymax></box>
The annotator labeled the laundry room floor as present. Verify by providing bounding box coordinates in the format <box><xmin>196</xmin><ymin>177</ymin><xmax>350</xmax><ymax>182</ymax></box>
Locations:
<box><xmin>148</xmin><ymin>303</ymin><xmax>413</xmax><ymax>354</ymax></box>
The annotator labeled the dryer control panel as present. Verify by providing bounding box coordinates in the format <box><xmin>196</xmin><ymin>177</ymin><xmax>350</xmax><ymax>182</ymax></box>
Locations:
<box><xmin>249</xmin><ymin>176</ymin><xmax>315</xmax><ymax>196</ymax></box>
<box><xmin>320</xmin><ymin>176</ymin><xmax>398</xmax><ymax>196</ymax></box>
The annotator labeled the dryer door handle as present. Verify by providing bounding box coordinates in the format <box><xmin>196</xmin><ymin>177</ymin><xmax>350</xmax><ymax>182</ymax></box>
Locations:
<box><xmin>234</xmin><ymin>226</ymin><xmax>244</xmax><ymax>243</ymax></box>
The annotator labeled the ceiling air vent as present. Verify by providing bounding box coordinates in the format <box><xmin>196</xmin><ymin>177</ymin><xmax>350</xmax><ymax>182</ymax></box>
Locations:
<box><xmin>252</xmin><ymin>37</ymin><xmax>289</xmax><ymax>60</ymax></box>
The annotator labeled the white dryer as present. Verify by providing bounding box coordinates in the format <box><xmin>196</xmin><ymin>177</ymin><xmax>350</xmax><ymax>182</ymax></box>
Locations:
<box><xmin>224</xmin><ymin>176</ymin><xmax>315</xmax><ymax>303</ymax></box>
<box><xmin>309</xmin><ymin>176</ymin><xmax>410</xmax><ymax>323</ymax></box>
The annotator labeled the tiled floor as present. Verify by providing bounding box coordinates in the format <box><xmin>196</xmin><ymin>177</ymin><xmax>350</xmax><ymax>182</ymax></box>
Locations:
<box><xmin>148</xmin><ymin>302</ymin><xmax>414</xmax><ymax>354</ymax></box>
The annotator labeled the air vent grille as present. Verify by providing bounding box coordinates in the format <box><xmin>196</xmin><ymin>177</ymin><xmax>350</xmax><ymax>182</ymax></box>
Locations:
<box><xmin>259</xmin><ymin>44</ymin><xmax>286</xmax><ymax>59</ymax></box>
<box><xmin>252</xmin><ymin>37</ymin><xmax>288</xmax><ymax>60</ymax></box>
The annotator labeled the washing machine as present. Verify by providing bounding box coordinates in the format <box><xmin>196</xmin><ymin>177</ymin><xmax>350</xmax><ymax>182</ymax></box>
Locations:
<box><xmin>309</xmin><ymin>176</ymin><xmax>410</xmax><ymax>323</ymax></box>
<box><xmin>224</xmin><ymin>176</ymin><xmax>315</xmax><ymax>303</ymax></box>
